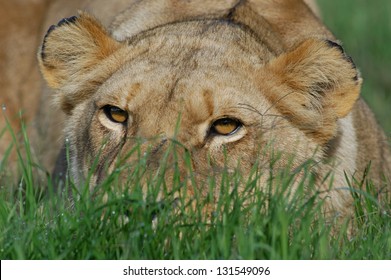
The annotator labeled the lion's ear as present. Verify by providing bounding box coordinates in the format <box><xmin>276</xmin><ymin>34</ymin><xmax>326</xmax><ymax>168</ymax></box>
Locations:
<box><xmin>39</xmin><ymin>12</ymin><xmax>120</xmax><ymax>89</ymax></box>
<box><xmin>38</xmin><ymin>12</ymin><xmax>121</xmax><ymax>112</ymax></box>
<box><xmin>260</xmin><ymin>39</ymin><xmax>362</xmax><ymax>142</ymax></box>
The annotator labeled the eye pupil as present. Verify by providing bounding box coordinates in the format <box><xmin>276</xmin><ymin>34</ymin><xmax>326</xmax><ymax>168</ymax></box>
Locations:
<box><xmin>103</xmin><ymin>105</ymin><xmax>128</xmax><ymax>123</ymax></box>
<box><xmin>212</xmin><ymin>118</ymin><xmax>241</xmax><ymax>136</ymax></box>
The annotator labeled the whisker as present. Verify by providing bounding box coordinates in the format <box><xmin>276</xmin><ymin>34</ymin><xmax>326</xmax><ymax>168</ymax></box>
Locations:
<box><xmin>262</xmin><ymin>91</ymin><xmax>295</xmax><ymax>116</ymax></box>
<box><xmin>234</xmin><ymin>103</ymin><xmax>264</xmax><ymax>116</ymax></box>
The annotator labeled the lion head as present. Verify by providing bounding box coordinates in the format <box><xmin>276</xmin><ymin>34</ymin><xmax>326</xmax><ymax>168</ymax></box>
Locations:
<box><xmin>38</xmin><ymin>6</ymin><xmax>361</xmax><ymax>213</ymax></box>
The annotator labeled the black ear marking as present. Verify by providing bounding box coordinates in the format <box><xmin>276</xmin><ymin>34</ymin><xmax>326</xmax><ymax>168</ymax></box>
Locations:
<box><xmin>45</xmin><ymin>24</ymin><xmax>57</xmax><ymax>36</ymax></box>
<box><xmin>41</xmin><ymin>25</ymin><xmax>56</xmax><ymax>60</ymax></box>
<box><xmin>326</xmin><ymin>40</ymin><xmax>359</xmax><ymax>82</ymax></box>
<box><xmin>57</xmin><ymin>16</ymin><xmax>78</xmax><ymax>27</ymax></box>
<box><xmin>326</xmin><ymin>39</ymin><xmax>344</xmax><ymax>53</ymax></box>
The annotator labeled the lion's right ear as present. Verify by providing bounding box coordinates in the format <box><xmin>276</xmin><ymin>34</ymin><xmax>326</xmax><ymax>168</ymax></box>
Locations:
<box><xmin>38</xmin><ymin>12</ymin><xmax>121</xmax><ymax>112</ymax></box>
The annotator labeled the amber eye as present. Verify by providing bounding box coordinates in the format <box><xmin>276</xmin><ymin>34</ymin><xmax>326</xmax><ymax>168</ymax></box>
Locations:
<box><xmin>211</xmin><ymin>118</ymin><xmax>242</xmax><ymax>136</ymax></box>
<box><xmin>103</xmin><ymin>105</ymin><xmax>128</xmax><ymax>124</ymax></box>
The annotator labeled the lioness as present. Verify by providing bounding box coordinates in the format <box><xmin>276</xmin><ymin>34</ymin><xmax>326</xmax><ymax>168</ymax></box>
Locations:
<box><xmin>6</xmin><ymin>0</ymin><xmax>391</xmax><ymax>220</ymax></box>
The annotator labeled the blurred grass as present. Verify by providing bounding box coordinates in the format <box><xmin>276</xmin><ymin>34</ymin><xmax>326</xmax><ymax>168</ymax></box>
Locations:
<box><xmin>317</xmin><ymin>0</ymin><xmax>391</xmax><ymax>133</ymax></box>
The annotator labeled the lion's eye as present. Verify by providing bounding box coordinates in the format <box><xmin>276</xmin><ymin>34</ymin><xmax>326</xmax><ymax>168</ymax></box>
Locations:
<box><xmin>103</xmin><ymin>105</ymin><xmax>128</xmax><ymax>124</ymax></box>
<box><xmin>212</xmin><ymin>118</ymin><xmax>242</xmax><ymax>136</ymax></box>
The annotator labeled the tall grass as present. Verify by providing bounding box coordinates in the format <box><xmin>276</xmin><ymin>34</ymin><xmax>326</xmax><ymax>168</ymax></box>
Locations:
<box><xmin>0</xmin><ymin>117</ymin><xmax>390</xmax><ymax>260</ymax></box>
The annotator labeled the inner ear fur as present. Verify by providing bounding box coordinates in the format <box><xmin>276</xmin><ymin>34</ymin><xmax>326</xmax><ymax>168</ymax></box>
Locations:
<box><xmin>38</xmin><ymin>12</ymin><xmax>121</xmax><ymax>113</ymax></box>
<box><xmin>259</xmin><ymin>38</ymin><xmax>362</xmax><ymax>143</ymax></box>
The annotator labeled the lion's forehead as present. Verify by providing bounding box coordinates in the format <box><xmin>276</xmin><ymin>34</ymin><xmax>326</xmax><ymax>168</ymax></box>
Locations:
<box><xmin>120</xmin><ymin>20</ymin><xmax>273</xmax><ymax>67</ymax></box>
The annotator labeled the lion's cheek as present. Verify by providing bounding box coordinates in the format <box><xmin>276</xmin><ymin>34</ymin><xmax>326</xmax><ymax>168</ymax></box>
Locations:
<box><xmin>66</xmin><ymin>107</ymin><xmax>126</xmax><ymax>187</ymax></box>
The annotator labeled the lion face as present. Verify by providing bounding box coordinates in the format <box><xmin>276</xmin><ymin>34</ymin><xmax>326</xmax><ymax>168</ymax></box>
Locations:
<box><xmin>38</xmin><ymin>13</ymin><xmax>361</xmax><ymax>197</ymax></box>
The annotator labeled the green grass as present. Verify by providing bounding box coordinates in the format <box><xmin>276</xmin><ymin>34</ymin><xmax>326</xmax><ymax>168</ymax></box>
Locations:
<box><xmin>0</xmin><ymin>116</ymin><xmax>390</xmax><ymax>260</ymax></box>
<box><xmin>1</xmin><ymin>1</ymin><xmax>391</xmax><ymax>260</ymax></box>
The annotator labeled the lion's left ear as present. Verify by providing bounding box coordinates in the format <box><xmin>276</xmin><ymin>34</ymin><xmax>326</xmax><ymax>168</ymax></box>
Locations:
<box><xmin>259</xmin><ymin>39</ymin><xmax>362</xmax><ymax>142</ymax></box>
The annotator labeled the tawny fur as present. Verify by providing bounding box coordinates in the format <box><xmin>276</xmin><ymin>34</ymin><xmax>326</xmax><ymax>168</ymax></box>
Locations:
<box><xmin>1</xmin><ymin>0</ymin><xmax>390</xmax><ymax>222</ymax></box>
